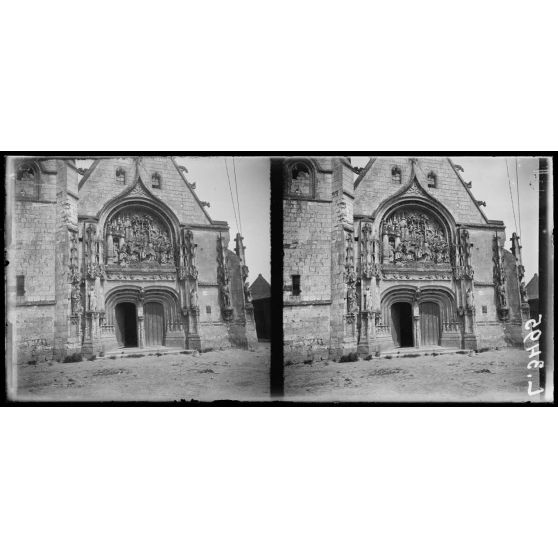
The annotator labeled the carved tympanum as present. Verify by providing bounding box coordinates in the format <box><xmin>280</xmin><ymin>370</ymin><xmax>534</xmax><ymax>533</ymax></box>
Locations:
<box><xmin>106</xmin><ymin>210</ymin><xmax>173</xmax><ymax>267</ymax></box>
<box><xmin>382</xmin><ymin>209</ymin><xmax>450</xmax><ymax>265</ymax></box>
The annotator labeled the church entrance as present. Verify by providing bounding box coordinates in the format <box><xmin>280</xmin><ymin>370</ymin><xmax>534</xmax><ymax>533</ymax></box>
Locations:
<box><xmin>420</xmin><ymin>302</ymin><xmax>440</xmax><ymax>346</ymax></box>
<box><xmin>145</xmin><ymin>302</ymin><xmax>165</xmax><ymax>347</ymax></box>
<box><xmin>390</xmin><ymin>302</ymin><xmax>414</xmax><ymax>347</ymax></box>
<box><xmin>115</xmin><ymin>302</ymin><xmax>138</xmax><ymax>347</ymax></box>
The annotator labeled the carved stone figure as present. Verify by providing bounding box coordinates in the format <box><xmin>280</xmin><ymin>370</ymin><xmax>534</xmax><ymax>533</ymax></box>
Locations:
<box><xmin>497</xmin><ymin>282</ymin><xmax>507</xmax><ymax>308</ymax></box>
<box><xmin>220</xmin><ymin>283</ymin><xmax>231</xmax><ymax>309</ymax></box>
<box><xmin>183</xmin><ymin>229</ymin><xmax>198</xmax><ymax>279</ymax></box>
<box><xmin>519</xmin><ymin>281</ymin><xmax>527</xmax><ymax>304</ymax></box>
<box><xmin>461</xmin><ymin>229</ymin><xmax>473</xmax><ymax>267</ymax></box>
<box><xmin>190</xmin><ymin>287</ymin><xmax>199</xmax><ymax>309</ymax></box>
<box><xmin>71</xmin><ymin>285</ymin><xmax>82</xmax><ymax>314</ymax></box>
<box><xmin>381</xmin><ymin>208</ymin><xmax>449</xmax><ymax>265</ymax></box>
<box><xmin>88</xmin><ymin>287</ymin><xmax>97</xmax><ymax>312</ymax></box>
<box><xmin>243</xmin><ymin>281</ymin><xmax>252</xmax><ymax>304</ymax></box>
<box><xmin>346</xmin><ymin>283</ymin><xmax>357</xmax><ymax>314</ymax></box>
<box><xmin>466</xmin><ymin>288</ymin><xmax>474</xmax><ymax>310</ymax></box>
<box><xmin>364</xmin><ymin>286</ymin><xmax>373</xmax><ymax>312</ymax></box>
<box><xmin>108</xmin><ymin>210</ymin><xmax>173</xmax><ymax>267</ymax></box>
<box><xmin>337</xmin><ymin>200</ymin><xmax>349</xmax><ymax>225</ymax></box>
<box><xmin>345</xmin><ymin>232</ymin><xmax>354</xmax><ymax>268</ymax></box>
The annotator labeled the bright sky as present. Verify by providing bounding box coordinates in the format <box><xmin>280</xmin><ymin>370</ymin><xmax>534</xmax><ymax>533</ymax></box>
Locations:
<box><xmin>176</xmin><ymin>157</ymin><xmax>270</xmax><ymax>284</ymax></box>
<box><xmin>351</xmin><ymin>156</ymin><xmax>541</xmax><ymax>282</ymax></box>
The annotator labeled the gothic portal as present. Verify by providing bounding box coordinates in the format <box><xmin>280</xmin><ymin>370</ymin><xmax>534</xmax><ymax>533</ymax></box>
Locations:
<box><xmin>9</xmin><ymin>156</ymin><xmax>258</xmax><ymax>363</ymax></box>
<box><xmin>282</xmin><ymin>156</ymin><xmax>530</xmax><ymax>363</ymax></box>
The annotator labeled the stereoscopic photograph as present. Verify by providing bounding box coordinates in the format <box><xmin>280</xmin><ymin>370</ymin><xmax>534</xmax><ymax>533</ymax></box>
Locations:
<box><xmin>5</xmin><ymin>156</ymin><xmax>270</xmax><ymax>402</ymax></box>
<box><xmin>281</xmin><ymin>156</ymin><xmax>552</xmax><ymax>403</ymax></box>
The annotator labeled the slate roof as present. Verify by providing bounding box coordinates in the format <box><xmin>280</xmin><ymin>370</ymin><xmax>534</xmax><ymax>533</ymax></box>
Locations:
<box><xmin>249</xmin><ymin>274</ymin><xmax>270</xmax><ymax>300</ymax></box>
<box><xmin>526</xmin><ymin>273</ymin><xmax>539</xmax><ymax>300</ymax></box>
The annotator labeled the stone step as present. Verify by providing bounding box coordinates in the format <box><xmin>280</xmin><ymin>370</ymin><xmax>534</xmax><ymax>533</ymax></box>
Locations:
<box><xmin>99</xmin><ymin>347</ymin><xmax>193</xmax><ymax>359</ymax></box>
<box><xmin>380</xmin><ymin>346</ymin><xmax>468</xmax><ymax>358</ymax></box>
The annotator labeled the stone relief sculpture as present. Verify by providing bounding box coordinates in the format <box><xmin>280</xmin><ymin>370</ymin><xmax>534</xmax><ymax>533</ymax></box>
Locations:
<box><xmin>107</xmin><ymin>211</ymin><xmax>173</xmax><ymax>267</ymax></box>
<box><xmin>69</xmin><ymin>231</ymin><xmax>80</xmax><ymax>284</ymax></box>
<box><xmin>493</xmin><ymin>233</ymin><xmax>509</xmax><ymax>319</ymax></box>
<box><xmin>345</xmin><ymin>231</ymin><xmax>354</xmax><ymax>270</ymax></box>
<box><xmin>381</xmin><ymin>209</ymin><xmax>450</xmax><ymax>265</ymax></box>
<box><xmin>344</xmin><ymin>230</ymin><xmax>358</xmax><ymax>316</ymax></box>
<box><xmin>337</xmin><ymin>200</ymin><xmax>350</xmax><ymax>226</ymax></box>
<box><xmin>217</xmin><ymin>234</ymin><xmax>233</xmax><ymax>318</ymax></box>
<box><xmin>83</xmin><ymin>223</ymin><xmax>104</xmax><ymax>278</ymax></box>
<box><xmin>71</xmin><ymin>284</ymin><xmax>82</xmax><ymax>315</ymax></box>
<box><xmin>345</xmin><ymin>269</ymin><xmax>358</xmax><ymax>314</ymax></box>
<box><xmin>360</xmin><ymin>222</ymin><xmax>376</xmax><ymax>279</ymax></box>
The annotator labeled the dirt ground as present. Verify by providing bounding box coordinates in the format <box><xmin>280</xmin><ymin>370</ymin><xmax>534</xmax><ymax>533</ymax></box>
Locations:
<box><xmin>284</xmin><ymin>347</ymin><xmax>544</xmax><ymax>403</ymax></box>
<box><xmin>14</xmin><ymin>343</ymin><xmax>270</xmax><ymax>402</ymax></box>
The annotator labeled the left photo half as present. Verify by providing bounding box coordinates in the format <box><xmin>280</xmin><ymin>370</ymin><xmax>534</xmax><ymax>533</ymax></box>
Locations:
<box><xmin>5</xmin><ymin>155</ymin><xmax>271</xmax><ymax>403</ymax></box>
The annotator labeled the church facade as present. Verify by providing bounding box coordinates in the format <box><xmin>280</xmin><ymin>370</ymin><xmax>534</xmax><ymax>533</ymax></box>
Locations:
<box><xmin>7</xmin><ymin>156</ymin><xmax>257</xmax><ymax>364</ymax></box>
<box><xmin>282</xmin><ymin>157</ymin><xmax>530</xmax><ymax>363</ymax></box>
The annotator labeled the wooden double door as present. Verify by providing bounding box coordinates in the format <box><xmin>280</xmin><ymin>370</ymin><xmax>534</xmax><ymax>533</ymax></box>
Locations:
<box><xmin>419</xmin><ymin>302</ymin><xmax>440</xmax><ymax>346</ymax></box>
<box><xmin>144</xmin><ymin>302</ymin><xmax>165</xmax><ymax>347</ymax></box>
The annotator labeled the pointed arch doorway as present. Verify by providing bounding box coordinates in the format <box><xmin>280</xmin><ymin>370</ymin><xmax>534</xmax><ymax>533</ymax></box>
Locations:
<box><xmin>390</xmin><ymin>302</ymin><xmax>414</xmax><ymax>347</ymax></box>
<box><xmin>115</xmin><ymin>302</ymin><xmax>138</xmax><ymax>347</ymax></box>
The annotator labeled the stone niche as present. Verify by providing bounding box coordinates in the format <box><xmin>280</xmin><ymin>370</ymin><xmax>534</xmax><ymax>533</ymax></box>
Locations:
<box><xmin>105</xmin><ymin>208</ymin><xmax>174</xmax><ymax>270</ymax></box>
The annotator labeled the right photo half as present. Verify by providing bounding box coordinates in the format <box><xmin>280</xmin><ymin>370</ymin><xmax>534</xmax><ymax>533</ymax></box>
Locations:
<box><xmin>281</xmin><ymin>155</ymin><xmax>552</xmax><ymax>403</ymax></box>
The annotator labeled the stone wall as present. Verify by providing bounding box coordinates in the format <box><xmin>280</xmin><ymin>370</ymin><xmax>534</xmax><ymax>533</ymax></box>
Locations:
<box><xmin>283</xmin><ymin>304</ymin><xmax>330</xmax><ymax>364</ymax></box>
<box><xmin>78</xmin><ymin>157</ymin><xmax>211</xmax><ymax>225</ymax></box>
<box><xmin>12</xmin><ymin>162</ymin><xmax>58</xmax><ymax>363</ymax></box>
<box><xmin>196</xmin><ymin>229</ymin><xmax>229</xmax><ymax>283</ymax></box>
<box><xmin>355</xmin><ymin>157</ymin><xmax>487</xmax><ymax>225</ymax></box>
<box><xmin>283</xmin><ymin>199</ymin><xmax>331</xmax><ymax>302</ymax></box>
<box><xmin>283</xmin><ymin>158</ymin><xmax>335</xmax><ymax>362</ymax></box>
<box><xmin>15</xmin><ymin>304</ymin><xmax>56</xmax><ymax>363</ymax></box>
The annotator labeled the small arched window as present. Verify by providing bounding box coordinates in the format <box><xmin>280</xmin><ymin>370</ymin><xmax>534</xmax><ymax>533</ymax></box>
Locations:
<box><xmin>151</xmin><ymin>172</ymin><xmax>161</xmax><ymax>189</ymax></box>
<box><xmin>15</xmin><ymin>162</ymin><xmax>39</xmax><ymax>201</ymax></box>
<box><xmin>391</xmin><ymin>166</ymin><xmax>402</xmax><ymax>184</ymax></box>
<box><xmin>427</xmin><ymin>171</ymin><xmax>437</xmax><ymax>188</ymax></box>
<box><xmin>287</xmin><ymin>161</ymin><xmax>314</xmax><ymax>198</ymax></box>
<box><xmin>116</xmin><ymin>168</ymin><xmax>126</xmax><ymax>184</ymax></box>
<box><xmin>17</xmin><ymin>164</ymin><xmax>35</xmax><ymax>181</ymax></box>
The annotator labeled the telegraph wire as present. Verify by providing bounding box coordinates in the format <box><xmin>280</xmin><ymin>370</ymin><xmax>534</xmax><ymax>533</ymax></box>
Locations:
<box><xmin>515</xmin><ymin>157</ymin><xmax>523</xmax><ymax>240</ymax></box>
<box><xmin>505</xmin><ymin>157</ymin><xmax>519</xmax><ymax>234</ymax></box>
<box><xmin>224</xmin><ymin>158</ymin><xmax>240</xmax><ymax>234</ymax></box>
<box><xmin>232</xmin><ymin>157</ymin><xmax>242</xmax><ymax>236</ymax></box>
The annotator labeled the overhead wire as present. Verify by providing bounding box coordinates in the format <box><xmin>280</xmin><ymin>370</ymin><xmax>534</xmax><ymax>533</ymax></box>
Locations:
<box><xmin>224</xmin><ymin>158</ymin><xmax>240</xmax><ymax>234</ymax></box>
<box><xmin>505</xmin><ymin>157</ymin><xmax>519</xmax><ymax>234</ymax></box>
<box><xmin>232</xmin><ymin>157</ymin><xmax>242</xmax><ymax>235</ymax></box>
<box><xmin>515</xmin><ymin>157</ymin><xmax>523</xmax><ymax>239</ymax></box>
